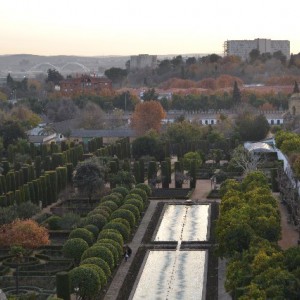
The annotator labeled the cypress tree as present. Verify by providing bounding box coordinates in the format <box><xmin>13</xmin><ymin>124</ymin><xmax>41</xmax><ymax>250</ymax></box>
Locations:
<box><xmin>232</xmin><ymin>81</ymin><xmax>241</xmax><ymax>105</ymax></box>
<box><xmin>293</xmin><ymin>81</ymin><xmax>300</xmax><ymax>93</ymax></box>
<box><xmin>161</xmin><ymin>161</ymin><xmax>169</xmax><ymax>188</ymax></box>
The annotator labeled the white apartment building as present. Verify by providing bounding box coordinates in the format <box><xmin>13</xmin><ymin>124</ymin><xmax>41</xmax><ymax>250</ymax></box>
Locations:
<box><xmin>224</xmin><ymin>38</ymin><xmax>290</xmax><ymax>61</ymax></box>
<box><xmin>129</xmin><ymin>54</ymin><xmax>157</xmax><ymax>70</ymax></box>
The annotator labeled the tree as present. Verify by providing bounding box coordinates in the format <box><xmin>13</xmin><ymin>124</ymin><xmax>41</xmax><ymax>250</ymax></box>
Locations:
<box><xmin>0</xmin><ymin>219</ymin><xmax>50</xmax><ymax>249</ymax></box>
<box><xmin>183</xmin><ymin>151</ymin><xmax>202</xmax><ymax>170</ymax></box>
<box><xmin>141</xmin><ymin>88</ymin><xmax>158</xmax><ymax>101</ymax></box>
<box><xmin>73</xmin><ymin>157</ymin><xmax>105</xmax><ymax>203</ymax></box>
<box><xmin>293</xmin><ymin>81</ymin><xmax>300</xmax><ymax>93</ymax></box>
<box><xmin>79</xmin><ymin>102</ymin><xmax>105</xmax><ymax>129</ymax></box>
<box><xmin>235</xmin><ymin>113</ymin><xmax>270</xmax><ymax>141</ymax></box>
<box><xmin>46</xmin><ymin>69</ymin><xmax>64</xmax><ymax>85</ymax></box>
<box><xmin>104</xmin><ymin>67</ymin><xmax>127</xmax><ymax>87</ymax></box>
<box><xmin>10</xmin><ymin>105</ymin><xmax>41</xmax><ymax>129</ymax></box>
<box><xmin>130</xmin><ymin>101</ymin><xmax>166</xmax><ymax>135</ymax></box>
<box><xmin>230</xmin><ymin>145</ymin><xmax>266</xmax><ymax>175</ymax></box>
<box><xmin>232</xmin><ymin>81</ymin><xmax>241</xmax><ymax>105</ymax></box>
<box><xmin>0</xmin><ymin>120</ymin><xmax>27</xmax><ymax>149</ymax></box>
<box><xmin>249</xmin><ymin>49</ymin><xmax>260</xmax><ymax>62</ymax></box>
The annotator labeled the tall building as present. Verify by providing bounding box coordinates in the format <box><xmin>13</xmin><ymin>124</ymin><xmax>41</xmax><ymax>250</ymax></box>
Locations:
<box><xmin>224</xmin><ymin>38</ymin><xmax>290</xmax><ymax>61</ymax></box>
<box><xmin>129</xmin><ymin>54</ymin><xmax>157</xmax><ymax>70</ymax></box>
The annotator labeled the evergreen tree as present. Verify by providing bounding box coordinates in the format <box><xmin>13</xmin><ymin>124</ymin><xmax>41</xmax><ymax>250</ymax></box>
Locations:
<box><xmin>232</xmin><ymin>81</ymin><xmax>241</xmax><ymax>105</ymax></box>
<box><xmin>293</xmin><ymin>81</ymin><xmax>299</xmax><ymax>93</ymax></box>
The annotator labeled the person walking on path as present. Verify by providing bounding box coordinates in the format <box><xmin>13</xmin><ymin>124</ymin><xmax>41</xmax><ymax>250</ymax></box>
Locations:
<box><xmin>124</xmin><ymin>245</ymin><xmax>132</xmax><ymax>262</ymax></box>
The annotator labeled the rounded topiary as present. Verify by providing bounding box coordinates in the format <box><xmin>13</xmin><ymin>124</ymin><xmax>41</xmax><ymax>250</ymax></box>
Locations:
<box><xmin>80</xmin><ymin>257</ymin><xmax>111</xmax><ymax>277</ymax></box>
<box><xmin>84</xmin><ymin>224</ymin><xmax>99</xmax><ymax>240</ymax></box>
<box><xmin>124</xmin><ymin>193</ymin><xmax>143</xmax><ymax>203</ymax></box>
<box><xmin>98</xmin><ymin>201</ymin><xmax>118</xmax><ymax>212</ymax></box>
<box><xmin>100</xmin><ymin>194</ymin><xmax>122</xmax><ymax>206</ymax></box>
<box><xmin>110</xmin><ymin>209</ymin><xmax>136</xmax><ymax>228</ymax></box>
<box><xmin>46</xmin><ymin>215</ymin><xmax>62</xmax><ymax>230</ymax></box>
<box><xmin>63</xmin><ymin>238</ymin><xmax>89</xmax><ymax>265</ymax></box>
<box><xmin>129</xmin><ymin>188</ymin><xmax>148</xmax><ymax>203</ymax></box>
<box><xmin>69</xmin><ymin>266</ymin><xmax>100</xmax><ymax>299</ymax></box>
<box><xmin>80</xmin><ymin>263</ymin><xmax>107</xmax><ymax>287</ymax></box>
<box><xmin>103</xmin><ymin>222</ymin><xmax>130</xmax><ymax>241</ymax></box>
<box><xmin>124</xmin><ymin>198</ymin><xmax>144</xmax><ymax>212</ymax></box>
<box><xmin>96</xmin><ymin>238</ymin><xmax>123</xmax><ymax>258</ymax></box>
<box><xmin>135</xmin><ymin>183</ymin><xmax>152</xmax><ymax>197</ymax></box>
<box><xmin>111</xmin><ymin>186</ymin><xmax>129</xmax><ymax>198</ymax></box>
<box><xmin>87</xmin><ymin>208</ymin><xmax>110</xmax><ymax>219</ymax></box>
<box><xmin>94</xmin><ymin>242</ymin><xmax>119</xmax><ymax>263</ymax></box>
<box><xmin>81</xmin><ymin>245</ymin><xmax>114</xmax><ymax>270</ymax></box>
<box><xmin>110</xmin><ymin>192</ymin><xmax>124</xmax><ymax>203</ymax></box>
<box><xmin>69</xmin><ymin>228</ymin><xmax>94</xmax><ymax>246</ymax></box>
<box><xmin>98</xmin><ymin>229</ymin><xmax>124</xmax><ymax>246</ymax></box>
<box><xmin>120</xmin><ymin>204</ymin><xmax>140</xmax><ymax>222</ymax></box>
<box><xmin>85</xmin><ymin>214</ymin><xmax>107</xmax><ymax>231</ymax></box>
<box><xmin>109</xmin><ymin>218</ymin><xmax>131</xmax><ymax>231</ymax></box>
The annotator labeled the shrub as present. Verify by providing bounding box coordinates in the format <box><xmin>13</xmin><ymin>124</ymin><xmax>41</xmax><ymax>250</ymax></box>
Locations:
<box><xmin>98</xmin><ymin>200</ymin><xmax>118</xmax><ymax>212</ymax></box>
<box><xmin>103</xmin><ymin>222</ymin><xmax>130</xmax><ymax>241</ymax></box>
<box><xmin>98</xmin><ymin>229</ymin><xmax>124</xmax><ymax>246</ymax></box>
<box><xmin>59</xmin><ymin>212</ymin><xmax>81</xmax><ymax>230</ymax></box>
<box><xmin>124</xmin><ymin>193</ymin><xmax>143</xmax><ymax>203</ymax></box>
<box><xmin>111</xmin><ymin>186</ymin><xmax>129</xmax><ymax>198</ymax></box>
<box><xmin>80</xmin><ymin>257</ymin><xmax>111</xmax><ymax>277</ymax></box>
<box><xmin>110</xmin><ymin>209</ymin><xmax>136</xmax><ymax>228</ymax></box>
<box><xmin>63</xmin><ymin>238</ymin><xmax>89</xmax><ymax>265</ymax></box>
<box><xmin>46</xmin><ymin>215</ymin><xmax>62</xmax><ymax>230</ymax></box>
<box><xmin>94</xmin><ymin>242</ymin><xmax>119</xmax><ymax>263</ymax></box>
<box><xmin>135</xmin><ymin>183</ymin><xmax>152</xmax><ymax>196</ymax></box>
<box><xmin>110</xmin><ymin>192</ymin><xmax>124</xmax><ymax>203</ymax></box>
<box><xmin>81</xmin><ymin>245</ymin><xmax>114</xmax><ymax>270</ymax></box>
<box><xmin>56</xmin><ymin>271</ymin><xmax>71</xmax><ymax>300</ymax></box>
<box><xmin>80</xmin><ymin>263</ymin><xmax>107</xmax><ymax>287</ymax></box>
<box><xmin>120</xmin><ymin>204</ymin><xmax>140</xmax><ymax>222</ymax></box>
<box><xmin>17</xmin><ymin>202</ymin><xmax>41</xmax><ymax>219</ymax></box>
<box><xmin>0</xmin><ymin>206</ymin><xmax>17</xmax><ymax>225</ymax></box>
<box><xmin>124</xmin><ymin>198</ymin><xmax>144</xmax><ymax>212</ymax></box>
<box><xmin>85</xmin><ymin>214</ymin><xmax>107</xmax><ymax>231</ymax></box>
<box><xmin>69</xmin><ymin>266</ymin><xmax>100</xmax><ymax>299</ymax></box>
<box><xmin>84</xmin><ymin>224</ymin><xmax>99</xmax><ymax>240</ymax></box>
<box><xmin>109</xmin><ymin>218</ymin><xmax>131</xmax><ymax>231</ymax></box>
<box><xmin>69</xmin><ymin>228</ymin><xmax>94</xmax><ymax>246</ymax></box>
<box><xmin>96</xmin><ymin>238</ymin><xmax>123</xmax><ymax>258</ymax></box>
<box><xmin>100</xmin><ymin>194</ymin><xmax>122</xmax><ymax>206</ymax></box>
<box><xmin>128</xmin><ymin>188</ymin><xmax>148</xmax><ymax>203</ymax></box>
<box><xmin>87</xmin><ymin>208</ymin><xmax>110</xmax><ymax>219</ymax></box>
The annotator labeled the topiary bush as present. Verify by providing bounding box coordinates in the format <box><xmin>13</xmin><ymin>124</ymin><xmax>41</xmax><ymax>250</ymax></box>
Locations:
<box><xmin>120</xmin><ymin>204</ymin><xmax>140</xmax><ymax>222</ymax></box>
<box><xmin>84</xmin><ymin>224</ymin><xmax>99</xmax><ymax>240</ymax></box>
<box><xmin>96</xmin><ymin>238</ymin><xmax>123</xmax><ymax>258</ymax></box>
<box><xmin>81</xmin><ymin>245</ymin><xmax>114</xmax><ymax>270</ymax></box>
<box><xmin>111</xmin><ymin>186</ymin><xmax>129</xmax><ymax>198</ymax></box>
<box><xmin>94</xmin><ymin>242</ymin><xmax>119</xmax><ymax>263</ymax></box>
<box><xmin>100</xmin><ymin>194</ymin><xmax>122</xmax><ymax>206</ymax></box>
<box><xmin>87</xmin><ymin>208</ymin><xmax>110</xmax><ymax>219</ymax></box>
<box><xmin>69</xmin><ymin>228</ymin><xmax>94</xmax><ymax>246</ymax></box>
<box><xmin>84</xmin><ymin>214</ymin><xmax>107</xmax><ymax>231</ymax></box>
<box><xmin>98</xmin><ymin>200</ymin><xmax>118</xmax><ymax>212</ymax></box>
<box><xmin>98</xmin><ymin>229</ymin><xmax>124</xmax><ymax>246</ymax></box>
<box><xmin>124</xmin><ymin>198</ymin><xmax>144</xmax><ymax>213</ymax></box>
<box><xmin>69</xmin><ymin>266</ymin><xmax>100</xmax><ymax>299</ymax></box>
<box><xmin>110</xmin><ymin>209</ymin><xmax>136</xmax><ymax>229</ymax></box>
<box><xmin>80</xmin><ymin>257</ymin><xmax>111</xmax><ymax>277</ymax></box>
<box><xmin>63</xmin><ymin>238</ymin><xmax>89</xmax><ymax>265</ymax></box>
<box><xmin>102</xmin><ymin>222</ymin><xmax>130</xmax><ymax>241</ymax></box>
<box><xmin>128</xmin><ymin>188</ymin><xmax>148</xmax><ymax>204</ymax></box>
<box><xmin>46</xmin><ymin>215</ymin><xmax>62</xmax><ymax>230</ymax></box>
<box><xmin>135</xmin><ymin>183</ymin><xmax>152</xmax><ymax>197</ymax></box>
<box><xmin>80</xmin><ymin>263</ymin><xmax>107</xmax><ymax>287</ymax></box>
<box><xmin>109</xmin><ymin>218</ymin><xmax>131</xmax><ymax>231</ymax></box>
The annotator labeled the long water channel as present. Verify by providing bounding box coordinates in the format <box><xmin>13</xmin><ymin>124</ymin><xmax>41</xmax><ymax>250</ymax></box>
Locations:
<box><xmin>131</xmin><ymin>204</ymin><xmax>210</xmax><ymax>300</ymax></box>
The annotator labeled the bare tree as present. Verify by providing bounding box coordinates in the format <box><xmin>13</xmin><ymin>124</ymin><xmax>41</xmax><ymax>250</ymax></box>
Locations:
<box><xmin>230</xmin><ymin>145</ymin><xmax>266</xmax><ymax>175</ymax></box>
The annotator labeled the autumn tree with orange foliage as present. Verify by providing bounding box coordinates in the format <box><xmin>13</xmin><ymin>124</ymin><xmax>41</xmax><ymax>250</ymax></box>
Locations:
<box><xmin>0</xmin><ymin>219</ymin><xmax>50</xmax><ymax>249</ymax></box>
<box><xmin>131</xmin><ymin>100</ymin><xmax>166</xmax><ymax>135</ymax></box>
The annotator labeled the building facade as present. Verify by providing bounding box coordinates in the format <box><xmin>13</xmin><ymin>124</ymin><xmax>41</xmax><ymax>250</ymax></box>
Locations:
<box><xmin>224</xmin><ymin>38</ymin><xmax>290</xmax><ymax>61</ymax></box>
<box><xmin>60</xmin><ymin>75</ymin><xmax>112</xmax><ymax>96</ymax></box>
<box><xmin>129</xmin><ymin>54</ymin><xmax>157</xmax><ymax>70</ymax></box>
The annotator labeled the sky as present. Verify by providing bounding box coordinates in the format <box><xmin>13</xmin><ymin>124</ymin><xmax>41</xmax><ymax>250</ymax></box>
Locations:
<box><xmin>1</xmin><ymin>0</ymin><xmax>300</xmax><ymax>57</ymax></box>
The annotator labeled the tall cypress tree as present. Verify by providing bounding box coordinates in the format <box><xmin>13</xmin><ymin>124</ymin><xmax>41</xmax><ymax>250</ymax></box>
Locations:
<box><xmin>232</xmin><ymin>81</ymin><xmax>241</xmax><ymax>105</ymax></box>
<box><xmin>293</xmin><ymin>81</ymin><xmax>300</xmax><ymax>93</ymax></box>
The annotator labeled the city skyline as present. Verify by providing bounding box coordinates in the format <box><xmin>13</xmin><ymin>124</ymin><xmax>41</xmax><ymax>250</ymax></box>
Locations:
<box><xmin>1</xmin><ymin>0</ymin><xmax>300</xmax><ymax>57</ymax></box>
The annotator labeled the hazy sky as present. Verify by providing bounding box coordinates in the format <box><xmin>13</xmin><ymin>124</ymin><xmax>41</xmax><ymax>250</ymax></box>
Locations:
<box><xmin>1</xmin><ymin>0</ymin><xmax>299</xmax><ymax>56</ymax></box>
